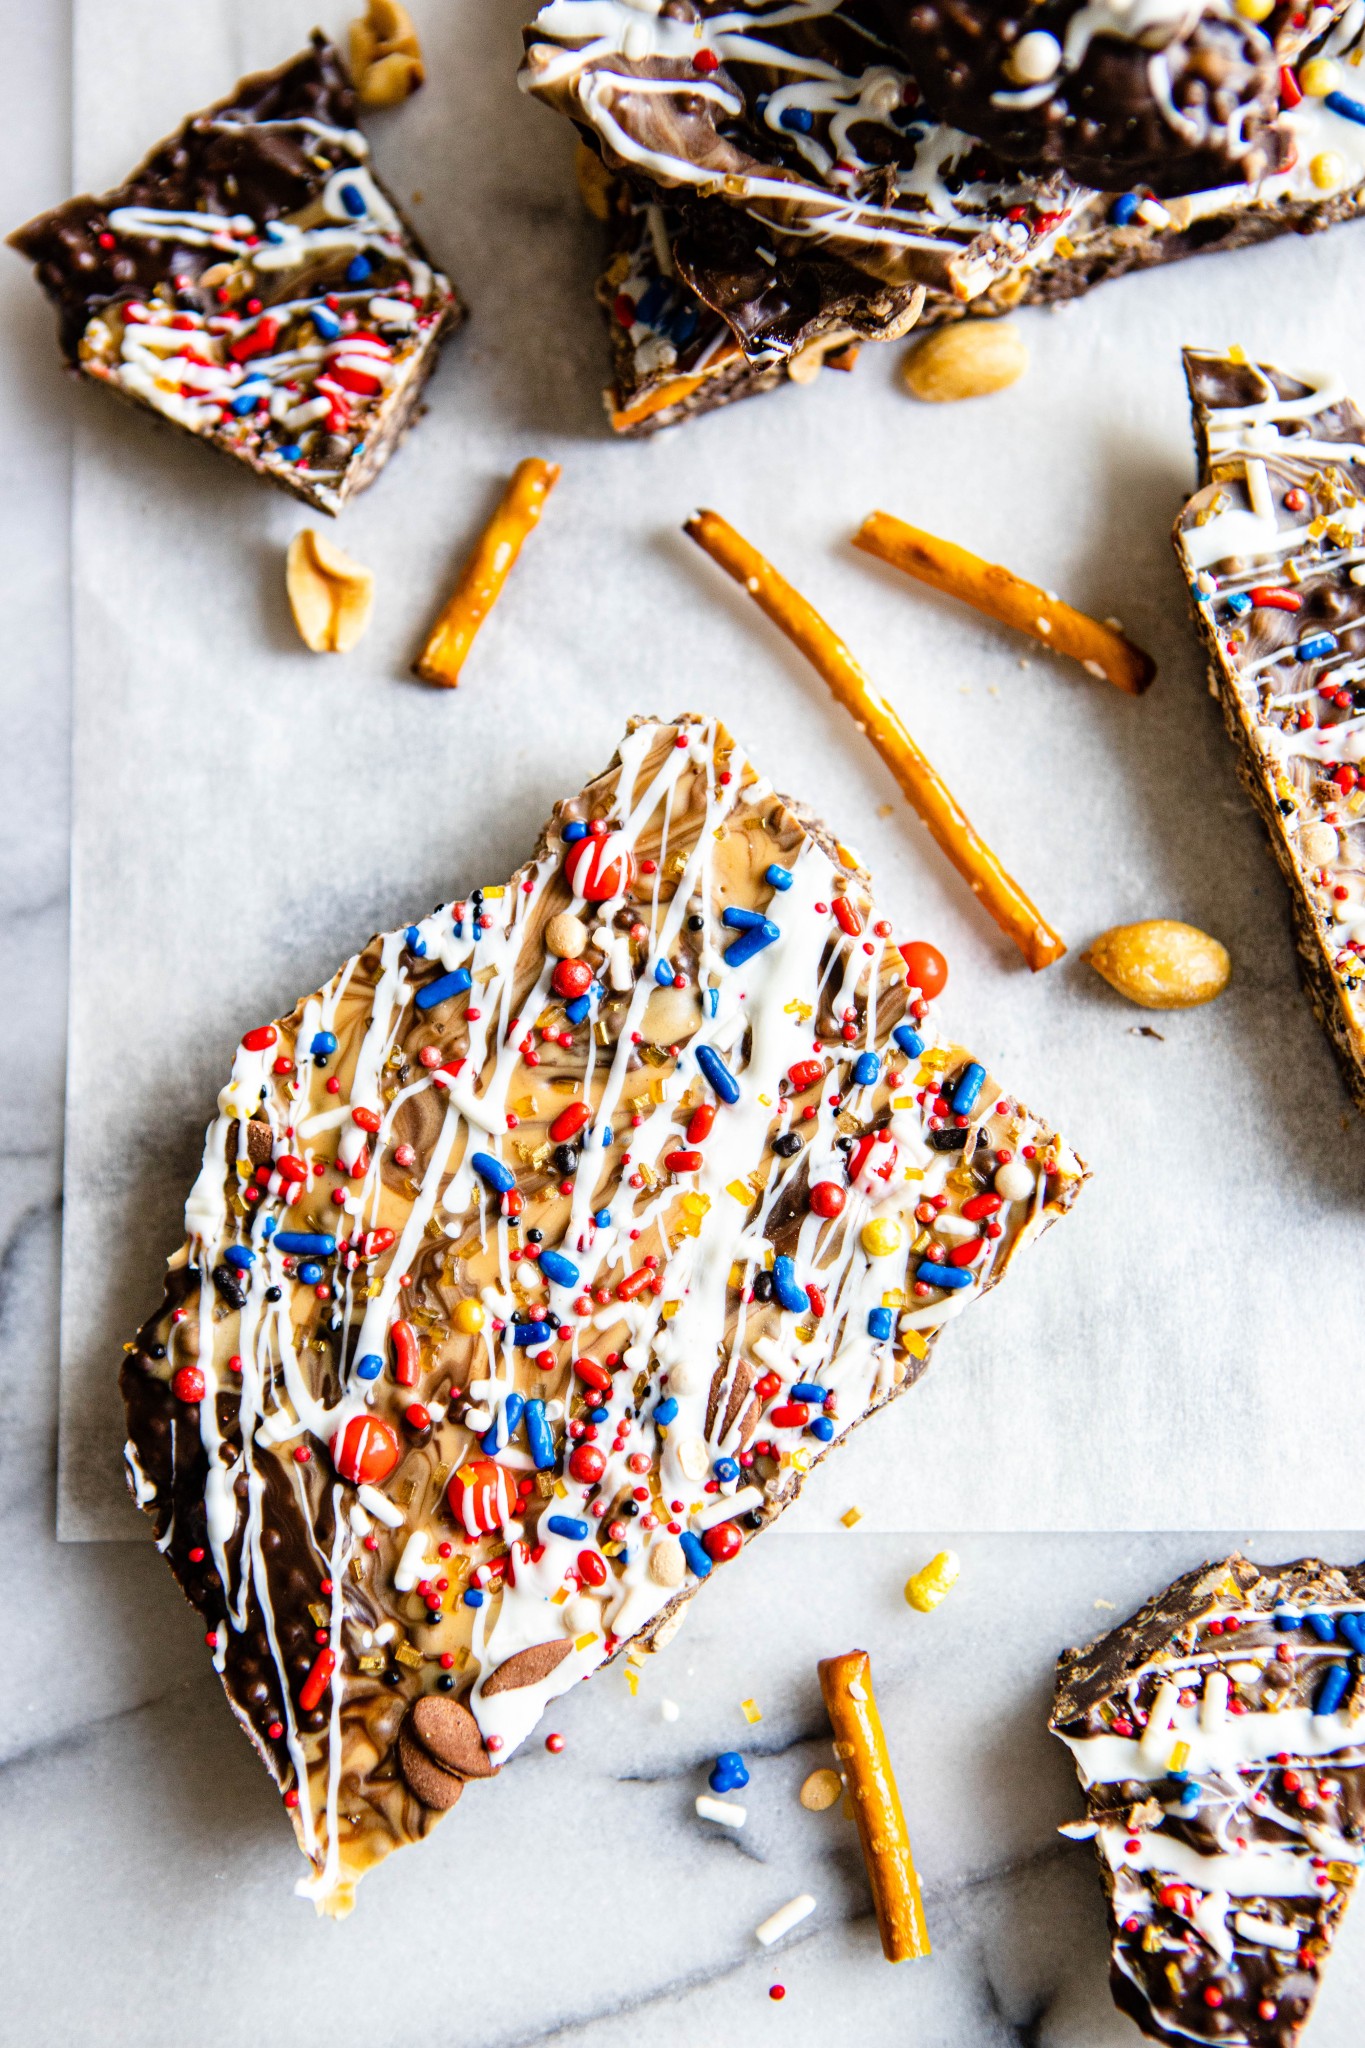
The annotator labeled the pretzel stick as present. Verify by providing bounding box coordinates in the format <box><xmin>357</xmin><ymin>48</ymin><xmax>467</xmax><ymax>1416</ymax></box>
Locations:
<box><xmin>684</xmin><ymin>509</ymin><xmax>1065</xmax><ymax>971</ymax></box>
<box><xmin>818</xmin><ymin>1649</ymin><xmax>930</xmax><ymax>1963</ymax></box>
<box><xmin>853</xmin><ymin>510</ymin><xmax>1155</xmax><ymax>696</ymax></box>
<box><xmin>414</xmin><ymin>459</ymin><xmax>560</xmax><ymax>687</ymax></box>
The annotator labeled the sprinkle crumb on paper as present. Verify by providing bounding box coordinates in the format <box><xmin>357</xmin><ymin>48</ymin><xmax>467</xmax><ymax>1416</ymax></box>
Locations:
<box><xmin>841</xmin><ymin>1506</ymin><xmax>863</xmax><ymax>1528</ymax></box>
<box><xmin>741</xmin><ymin>1697</ymin><xmax>763</xmax><ymax>1724</ymax></box>
<box><xmin>1094</xmin><ymin>1597</ymin><xmax>1116</xmax><ymax>1610</ymax></box>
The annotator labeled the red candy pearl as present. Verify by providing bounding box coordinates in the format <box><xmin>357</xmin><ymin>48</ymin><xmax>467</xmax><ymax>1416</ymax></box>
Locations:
<box><xmin>808</xmin><ymin>1181</ymin><xmax>846</xmax><ymax>1218</ymax></box>
<box><xmin>569</xmin><ymin>1443</ymin><xmax>606</xmax><ymax>1485</ymax></box>
<box><xmin>172</xmin><ymin>1364</ymin><xmax>206</xmax><ymax>1403</ymax></box>
<box><xmin>552</xmin><ymin>958</ymin><xmax>593</xmax><ymax>1000</ymax></box>
<box><xmin>546</xmin><ymin>1732</ymin><xmax>566</xmax><ymax>1753</ymax></box>
<box><xmin>702</xmin><ymin>1520</ymin><xmax>742</xmax><ymax>1563</ymax></box>
<box><xmin>898</xmin><ymin>940</ymin><xmax>948</xmax><ymax>1000</ymax></box>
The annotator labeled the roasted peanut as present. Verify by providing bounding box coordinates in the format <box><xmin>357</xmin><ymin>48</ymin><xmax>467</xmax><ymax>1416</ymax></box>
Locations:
<box><xmin>1083</xmin><ymin>919</ymin><xmax>1231</xmax><ymax>1009</ymax></box>
<box><xmin>902</xmin><ymin>319</ymin><xmax>1028</xmax><ymax>402</ymax></box>
<box><xmin>286</xmin><ymin>529</ymin><xmax>375</xmax><ymax>653</ymax></box>
<box><xmin>350</xmin><ymin>1</ymin><xmax>425</xmax><ymax>108</ymax></box>
<box><xmin>800</xmin><ymin>1767</ymin><xmax>843</xmax><ymax>1811</ymax></box>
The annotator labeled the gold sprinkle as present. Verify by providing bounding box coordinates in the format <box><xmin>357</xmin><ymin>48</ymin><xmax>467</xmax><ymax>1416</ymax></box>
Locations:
<box><xmin>308</xmin><ymin>1602</ymin><xmax>331</xmax><ymax>1628</ymax></box>
<box><xmin>740</xmin><ymin>1697</ymin><xmax>762</xmax><ymax>1724</ymax></box>
<box><xmin>840</xmin><ymin>1506</ymin><xmax>863</xmax><ymax>1529</ymax></box>
<box><xmin>393</xmin><ymin>1641</ymin><xmax>423</xmax><ymax>1669</ymax></box>
<box><xmin>574</xmin><ymin>1631</ymin><xmax>599</xmax><ymax>1652</ymax></box>
<box><xmin>356</xmin><ymin>1653</ymin><xmax>385</xmax><ymax>1674</ymax></box>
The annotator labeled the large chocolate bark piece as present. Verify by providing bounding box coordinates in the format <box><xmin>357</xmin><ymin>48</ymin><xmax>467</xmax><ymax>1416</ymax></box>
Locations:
<box><xmin>1174</xmin><ymin>349</ymin><xmax>1365</xmax><ymax>1111</ymax></box>
<box><xmin>874</xmin><ymin>0</ymin><xmax>1297</xmax><ymax>197</ymax></box>
<box><xmin>121</xmin><ymin>716</ymin><xmax>1084</xmax><ymax>1912</ymax></box>
<box><xmin>9</xmin><ymin>34</ymin><xmax>460</xmax><ymax>514</ymax></box>
<box><xmin>1053</xmin><ymin>1555</ymin><xmax>1365</xmax><ymax>2046</ymax></box>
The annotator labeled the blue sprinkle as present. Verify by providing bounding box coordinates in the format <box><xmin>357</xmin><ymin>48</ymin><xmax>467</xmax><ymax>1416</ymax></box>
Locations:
<box><xmin>722</xmin><ymin>906</ymin><xmax>767</xmax><ymax>930</ymax></box>
<box><xmin>713</xmin><ymin>1457</ymin><xmax>740</xmax><ymax>1484</ymax></box>
<box><xmin>481</xmin><ymin>1390</ymin><xmax>527</xmax><ymax>1457</ymax></box>
<box><xmin>696</xmin><ymin>1044</ymin><xmax>741</xmax><ymax>1104</ymax></box>
<box><xmin>562</xmin><ymin>820</ymin><xmax>589</xmax><ymax>843</ymax></box>
<box><xmin>565</xmin><ymin>985</ymin><xmax>602</xmax><ymax>1026</ymax></box>
<box><xmin>471</xmin><ymin>1152</ymin><xmax>516</xmax><ymax>1195</ymax></box>
<box><xmin>263</xmin><ymin>221</ymin><xmax>288</xmax><ymax>243</ymax></box>
<box><xmin>669</xmin><ymin>301</ymin><xmax>699</xmax><ymax>347</ymax></box>
<box><xmin>547</xmin><ymin>1514</ymin><xmax>590</xmax><ymax>1542</ymax></box>
<box><xmin>655</xmin><ymin>958</ymin><xmax>677</xmax><ymax>986</ymax></box>
<box><xmin>916</xmin><ymin>1260</ymin><xmax>973</xmax><ymax>1291</ymax></box>
<box><xmin>539</xmin><ymin>1248</ymin><xmax>580</xmax><ymax>1288</ymax></box>
<box><xmin>1340</xmin><ymin>1612</ymin><xmax>1365</xmax><ymax>1654</ymax></box>
<box><xmin>229</xmin><ymin>389</ymin><xmax>261</xmax><ymax>415</ymax></box>
<box><xmin>765</xmin><ymin>864</ymin><xmax>794</xmax><ymax>890</ymax></box>
<box><xmin>404</xmin><ymin>925</ymin><xmax>427</xmax><ymax>956</ymax></box>
<box><xmin>311</xmin><ymin>306</ymin><xmax>341</xmax><ymax>341</ymax></box>
<box><xmin>1326</xmin><ymin>88</ymin><xmax>1365</xmax><ymax>127</ymax></box>
<box><xmin>310</xmin><ymin>1030</ymin><xmax>338</xmax><ymax>1058</ymax></box>
<box><xmin>709</xmin><ymin>1750</ymin><xmax>750</xmax><ymax>1792</ymax></box>
<box><xmin>1307</xmin><ymin>1612</ymin><xmax>1338</xmax><ymax>1643</ymax></box>
<box><xmin>464</xmin><ymin>1587</ymin><xmax>484</xmax><ymax>1608</ymax></box>
<box><xmin>790</xmin><ymin>1382</ymin><xmax>826</xmax><ymax>1404</ymax></box>
<box><xmin>892</xmin><ymin>1023</ymin><xmax>923</xmax><ymax>1060</ymax></box>
<box><xmin>1225</xmin><ymin>592</ymin><xmax>1252</xmax><ymax>617</ymax></box>
<box><xmin>1273</xmin><ymin>1610</ymin><xmax>1301</xmax><ymax>1632</ymax></box>
<box><xmin>298</xmin><ymin>1261</ymin><xmax>323</xmax><ymax>1286</ymax></box>
<box><xmin>224</xmin><ymin>1244</ymin><xmax>256</xmax><ymax>1270</ymax></box>
<box><xmin>416</xmin><ymin>967</ymin><xmax>473</xmax><ymax>1011</ymax></box>
<box><xmin>512</xmin><ymin>1320</ymin><xmax>552</xmax><ymax>1347</ymax></box>
<box><xmin>356</xmin><ymin>1353</ymin><xmax>383</xmax><ymax>1381</ymax></box>
<box><xmin>596</xmin><ymin>1126</ymin><xmax>613</xmax><ymax>1149</ymax></box>
<box><xmin>339</xmin><ymin>181</ymin><xmax>367</xmax><ymax>218</ymax></box>
<box><xmin>780</xmin><ymin>105</ymin><xmax>814</xmax><ymax>133</ymax></box>
<box><xmin>584</xmin><ymin>1405</ymin><xmax>608</xmax><ymax>1426</ymax></box>
<box><xmin>654</xmin><ymin>1397</ymin><xmax>679</xmax><ymax>1427</ymax></box>
<box><xmin>867</xmin><ymin>1306</ymin><xmax>894</xmax><ymax>1341</ymax></box>
<box><xmin>277</xmin><ymin>443</ymin><xmax>303</xmax><ymax>462</ymax></box>
<box><xmin>706</xmin><ymin>987</ymin><xmax>719</xmax><ymax>1018</ymax></box>
<box><xmin>808</xmin><ymin>1415</ymin><xmax>835</xmax><ymax>1442</ymax></box>
<box><xmin>593</xmin><ymin>1208</ymin><xmax>612</xmax><ymax>1229</ymax></box>
<box><xmin>273</xmin><ymin>1231</ymin><xmax>336</xmax><ymax>1258</ymax></box>
<box><xmin>771</xmin><ymin>1254</ymin><xmax>810</xmax><ymax>1315</ymax></box>
<box><xmin>525</xmin><ymin>1398</ymin><xmax>556</xmax><ymax>1470</ymax></box>
<box><xmin>950</xmin><ymin>1062</ymin><xmax>986</xmax><ymax>1116</ymax></box>
<box><xmin>636</xmin><ymin>276</ymin><xmax>669</xmax><ymax>327</ymax></box>
<box><xmin>1316</xmin><ymin>1663</ymin><xmax>1351</xmax><ymax>1717</ymax></box>
<box><xmin>345</xmin><ymin>253</ymin><xmax>371</xmax><ymax>284</ymax></box>
<box><xmin>1178</xmin><ymin>1781</ymin><xmax>1201</xmax><ymax>1809</ymax></box>
<box><xmin>679</xmin><ymin>1531</ymin><xmax>712</xmax><ymax>1579</ymax></box>
<box><xmin>1110</xmin><ymin>192</ymin><xmax>1141</xmax><ymax>225</ymax></box>
<box><xmin>1298</xmin><ymin>630</ymin><xmax>1339</xmax><ymax>661</ymax></box>
<box><xmin>724</xmin><ymin>919</ymin><xmax>780</xmax><ymax>968</ymax></box>
<box><xmin>852</xmin><ymin>1051</ymin><xmax>880</xmax><ymax>1087</ymax></box>
<box><xmin>261</xmin><ymin>1217</ymin><xmax>277</xmax><ymax>1239</ymax></box>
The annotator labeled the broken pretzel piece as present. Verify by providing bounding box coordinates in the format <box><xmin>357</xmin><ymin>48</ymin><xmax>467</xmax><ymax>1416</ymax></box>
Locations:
<box><xmin>414</xmin><ymin>458</ymin><xmax>561</xmax><ymax>688</ymax></box>
<box><xmin>350</xmin><ymin>0</ymin><xmax>425</xmax><ymax>108</ymax></box>
<box><xmin>818</xmin><ymin>1649</ymin><xmax>930</xmax><ymax>1963</ymax></box>
<box><xmin>853</xmin><ymin>512</ymin><xmax>1156</xmax><ymax>697</ymax></box>
<box><xmin>286</xmin><ymin>528</ymin><xmax>375</xmax><ymax>653</ymax></box>
<box><xmin>684</xmin><ymin>509</ymin><xmax>1065</xmax><ymax>971</ymax></box>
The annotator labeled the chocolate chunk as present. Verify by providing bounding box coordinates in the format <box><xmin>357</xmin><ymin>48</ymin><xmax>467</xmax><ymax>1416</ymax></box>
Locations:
<box><xmin>397</xmin><ymin>1723</ymin><xmax>465</xmax><ymax>1811</ymax></box>
<box><xmin>479</xmin><ymin>1637</ymin><xmax>574</xmax><ymax>1696</ymax></box>
<box><xmin>409</xmin><ymin>1693</ymin><xmax>499</xmax><ymax>1778</ymax></box>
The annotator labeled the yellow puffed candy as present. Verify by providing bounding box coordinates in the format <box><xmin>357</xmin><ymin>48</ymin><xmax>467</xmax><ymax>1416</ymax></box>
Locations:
<box><xmin>1235</xmin><ymin>0</ymin><xmax>1274</xmax><ymax>17</ymax></box>
<box><xmin>1311</xmin><ymin>150</ymin><xmax>1346</xmax><ymax>190</ymax></box>
<box><xmin>860</xmin><ymin>1216</ymin><xmax>903</xmax><ymax>1258</ymax></box>
<box><xmin>453</xmin><ymin>1298</ymin><xmax>487</xmax><ymax>1335</ymax></box>
<box><xmin>904</xmin><ymin>1549</ymin><xmax>961</xmax><ymax>1613</ymax></box>
<box><xmin>1300</xmin><ymin>56</ymin><xmax>1339</xmax><ymax>95</ymax></box>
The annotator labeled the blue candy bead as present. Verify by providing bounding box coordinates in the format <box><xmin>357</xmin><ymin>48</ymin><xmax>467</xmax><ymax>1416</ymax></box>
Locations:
<box><xmin>655</xmin><ymin>958</ymin><xmax>677</xmax><ymax>986</ymax></box>
<box><xmin>1110</xmin><ymin>192</ymin><xmax>1141</xmax><ymax>225</ymax></box>
<box><xmin>1298</xmin><ymin>631</ymin><xmax>1339</xmax><ymax>661</ymax></box>
<box><xmin>416</xmin><ymin>967</ymin><xmax>473</xmax><ymax>1011</ymax></box>
<box><xmin>771</xmin><ymin>1254</ymin><xmax>810</xmax><ymax>1315</ymax></box>
<box><xmin>538</xmin><ymin>1249</ymin><xmax>580</xmax><ymax>1288</ymax></box>
<box><xmin>338</xmin><ymin>181</ymin><xmax>367</xmax><ymax>217</ymax></box>
<box><xmin>298</xmin><ymin>1261</ymin><xmax>323</xmax><ymax>1285</ymax></box>
<box><xmin>547</xmin><ymin>1514</ymin><xmax>590</xmax><ymax>1541</ymax></box>
<box><xmin>310</xmin><ymin>1030</ymin><xmax>338</xmax><ymax>1057</ymax></box>
<box><xmin>950</xmin><ymin>1062</ymin><xmax>986</xmax><ymax>1116</ymax></box>
<box><xmin>892</xmin><ymin>1023</ymin><xmax>923</xmax><ymax>1060</ymax></box>
<box><xmin>345</xmin><ymin>253</ymin><xmax>371</xmax><ymax>284</ymax></box>
<box><xmin>593</xmin><ymin>1208</ymin><xmax>612</xmax><ymax>1228</ymax></box>
<box><xmin>867</xmin><ymin>1306</ymin><xmax>894</xmax><ymax>1341</ymax></box>
<box><xmin>1273</xmin><ymin>1610</ymin><xmax>1301</xmax><ymax>1631</ymax></box>
<box><xmin>709</xmin><ymin>1750</ymin><xmax>750</xmax><ymax>1792</ymax></box>
<box><xmin>263</xmin><ymin>221</ymin><xmax>288</xmax><ymax>243</ymax></box>
<box><xmin>696</xmin><ymin>1044</ymin><xmax>741</xmax><ymax>1104</ymax></box>
<box><xmin>679</xmin><ymin>1531</ymin><xmax>712</xmax><ymax>1579</ymax></box>
<box><xmin>1326</xmin><ymin>88</ymin><xmax>1365</xmax><ymax>126</ymax></box>
<box><xmin>471</xmin><ymin>1152</ymin><xmax>516</xmax><ymax>1194</ymax></box>
<box><xmin>525</xmin><ymin>1398</ymin><xmax>556</xmax><ymax>1470</ymax></box>
<box><xmin>808</xmin><ymin>1415</ymin><xmax>835</xmax><ymax>1442</ymax></box>
<box><xmin>482</xmin><ymin>1391</ymin><xmax>525</xmax><ymax>1456</ymax></box>
<box><xmin>916</xmin><ymin>1260</ymin><xmax>973</xmax><ymax>1291</ymax></box>
<box><xmin>713</xmin><ymin>1457</ymin><xmax>740</xmax><ymax>1484</ymax></box>
<box><xmin>766</xmin><ymin>864</ymin><xmax>794</xmax><ymax>890</ymax></box>
<box><xmin>722</xmin><ymin>906</ymin><xmax>767</xmax><ymax>930</ymax></box>
<box><xmin>706</xmin><ymin>987</ymin><xmax>719</xmax><ymax>1018</ymax></box>
<box><xmin>654</xmin><ymin>1397</ymin><xmax>679</xmax><ymax>1427</ymax></box>
<box><xmin>273</xmin><ymin>1232</ymin><xmax>336</xmax><ymax>1257</ymax></box>
<box><xmin>1316</xmin><ymin>1663</ymin><xmax>1351</xmax><ymax>1717</ymax></box>
<box><xmin>1339</xmin><ymin>1612</ymin><xmax>1365</xmax><ymax>1653</ymax></box>
<box><xmin>1226</xmin><ymin>592</ymin><xmax>1251</xmax><ymax>616</ymax></box>
<box><xmin>277</xmin><ymin>443</ymin><xmax>303</xmax><ymax>462</ymax></box>
<box><xmin>781</xmin><ymin>105</ymin><xmax>814</xmax><ymax>132</ymax></box>
<box><xmin>565</xmin><ymin>985</ymin><xmax>602</xmax><ymax>1026</ymax></box>
<box><xmin>224</xmin><ymin>1244</ymin><xmax>256</xmax><ymax>1269</ymax></box>
<box><xmin>852</xmin><ymin>1051</ymin><xmax>880</xmax><ymax>1087</ymax></box>
<box><xmin>1307</xmin><ymin>1612</ymin><xmax>1338</xmax><ymax>1642</ymax></box>
<box><xmin>562</xmin><ymin>821</ymin><xmax>589</xmax><ymax>842</ymax></box>
<box><xmin>790</xmin><ymin>1382</ymin><xmax>825</xmax><ymax>1404</ymax></box>
<box><xmin>512</xmin><ymin>1320</ymin><xmax>552</xmax><ymax>1347</ymax></box>
<box><xmin>464</xmin><ymin>1587</ymin><xmax>484</xmax><ymax>1608</ymax></box>
<box><xmin>724</xmin><ymin>919</ymin><xmax>780</xmax><ymax>967</ymax></box>
<box><xmin>355</xmin><ymin>1353</ymin><xmax>383</xmax><ymax>1381</ymax></box>
<box><xmin>229</xmin><ymin>388</ymin><xmax>260</xmax><ymax>414</ymax></box>
<box><xmin>312</xmin><ymin>307</ymin><xmax>341</xmax><ymax>340</ymax></box>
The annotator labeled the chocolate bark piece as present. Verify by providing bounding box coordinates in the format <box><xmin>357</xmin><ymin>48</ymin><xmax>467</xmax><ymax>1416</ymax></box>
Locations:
<box><xmin>874</xmin><ymin>0</ymin><xmax>1293</xmax><ymax>198</ymax></box>
<box><xmin>1052</xmin><ymin>1554</ymin><xmax>1365</xmax><ymax>2047</ymax></box>
<box><xmin>121</xmin><ymin>715</ymin><xmax>1084</xmax><ymax>1913</ymax></box>
<box><xmin>1173</xmin><ymin>349</ymin><xmax>1365</xmax><ymax>1111</ymax></box>
<box><xmin>9</xmin><ymin>33</ymin><xmax>461</xmax><ymax>514</ymax></box>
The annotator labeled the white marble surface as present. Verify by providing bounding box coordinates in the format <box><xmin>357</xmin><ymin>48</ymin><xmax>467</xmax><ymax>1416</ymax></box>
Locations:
<box><xmin>5</xmin><ymin>5</ymin><xmax>1365</xmax><ymax>2043</ymax></box>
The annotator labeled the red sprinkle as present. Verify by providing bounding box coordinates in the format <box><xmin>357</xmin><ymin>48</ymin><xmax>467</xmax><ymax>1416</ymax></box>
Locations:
<box><xmin>299</xmin><ymin>1648</ymin><xmax>335</xmax><ymax>1712</ymax></box>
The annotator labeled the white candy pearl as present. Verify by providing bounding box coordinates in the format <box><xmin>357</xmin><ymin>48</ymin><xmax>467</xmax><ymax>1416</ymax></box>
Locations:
<box><xmin>995</xmin><ymin>1158</ymin><xmax>1036</xmax><ymax>1203</ymax></box>
<box><xmin>1005</xmin><ymin>30</ymin><xmax>1062</xmax><ymax>84</ymax></box>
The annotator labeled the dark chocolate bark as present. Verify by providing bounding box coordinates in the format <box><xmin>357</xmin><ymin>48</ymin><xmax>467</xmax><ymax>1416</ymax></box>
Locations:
<box><xmin>10</xmin><ymin>33</ymin><xmax>460</xmax><ymax>513</ymax></box>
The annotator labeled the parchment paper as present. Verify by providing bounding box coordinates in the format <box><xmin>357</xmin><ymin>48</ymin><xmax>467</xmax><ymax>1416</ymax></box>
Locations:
<box><xmin>57</xmin><ymin>0</ymin><xmax>1365</xmax><ymax>1539</ymax></box>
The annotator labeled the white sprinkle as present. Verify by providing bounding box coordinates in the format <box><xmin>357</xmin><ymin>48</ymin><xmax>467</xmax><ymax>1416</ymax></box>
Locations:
<box><xmin>1234</xmin><ymin>1911</ymin><xmax>1300</xmax><ymax>1953</ymax></box>
<box><xmin>357</xmin><ymin>1483</ymin><xmax>405</xmax><ymax>1528</ymax></box>
<box><xmin>696</xmin><ymin>1794</ymin><xmax>747</xmax><ymax>1827</ymax></box>
<box><xmin>756</xmin><ymin>1893</ymin><xmax>816</xmax><ymax>1946</ymax></box>
<box><xmin>660</xmin><ymin>1698</ymin><xmax>680</xmax><ymax>1722</ymax></box>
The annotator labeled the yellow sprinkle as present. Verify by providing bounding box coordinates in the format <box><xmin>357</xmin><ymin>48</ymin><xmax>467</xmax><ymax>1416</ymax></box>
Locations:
<box><xmin>681</xmin><ymin>1192</ymin><xmax>711</xmax><ymax>1217</ymax></box>
<box><xmin>1227</xmin><ymin>343</ymin><xmax>1248</xmax><ymax>365</ymax></box>
<box><xmin>790</xmin><ymin>1447</ymin><xmax>813</xmax><ymax>1473</ymax></box>
<box><xmin>661</xmin><ymin>1300</ymin><xmax>680</xmax><ymax>1320</ymax></box>
<box><xmin>905</xmin><ymin>1549</ymin><xmax>961</xmax><ymax>1612</ymax></box>
<box><xmin>783</xmin><ymin>999</ymin><xmax>813</xmax><ymax>1021</ymax></box>
<box><xmin>1054</xmin><ymin>233</ymin><xmax>1076</xmax><ymax>258</ymax></box>
<box><xmin>841</xmin><ymin>1506</ymin><xmax>863</xmax><ymax>1529</ymax></box>
<box><xmin>891</xmin><ymin>1095</ymin><xmax>916</xmax><ymax>1111</ymax></box>
<box><xmin>574</xmin><ymin>1632</ymin><xmax>599</xmax><ymax>1652</ymax></box>
<box><xmin>1311</xmin><ymin>150</ymin><xmax>1346</xmax><ymax>190</ymax></box>
<box><xmin>880</xmin><ymin>1289</ymin><xmax>907</xmax><ymax>1310</ymax></box>
<box><xmin>1169</xmin><ymin>1740</ymin><xmax>1191</xmax><ymax>1772</ymax></box>
<box><xmin>726</xmin><ymin>1179</ymin><xmax>752</xmax><ymax>1204</ymax></box>
<box><xmin>550</xmin><ymin>1586</ymin><xmax>570</xmax><ymax>1606</ymax></box>
<box><xmin>1301</xmin><ymin>56</ymin><xmax>1339</xmax><ymax>94</ymax></box>
<box><xmin>900</xmin><ymin>1326</ymin><xmax>930</xmax><ymax>1361</ymax></box>
<box><xmin>626</xmin><ymin>1668</ymin><xmax>640</xmax><ymax>1696</ymax></box>
<box><xmin>554</xmin><ymin>1480</ymin><xmax>568</xmax><ymax>1498</ymax></box>
<box><xmin>757</xmin><ymin>1093</ymin><xmax>772</xmax><ymax>1107</ymax></box>
<box><xmin>482</xmin><ymin>885</ymin><xmax>506</xmax><ymax>899</ymax></box>
<box><xmin>1235</xmin><ymin>0</ymin><xmax>1274</xmax><ymax>16</ymax></box>
<box><xmin>740</xmin><ymin>1698</ymin><xmax>762</xmax><ymax>1724</ymax></box>
<box><xmin>861</xmin><ymin>1216</ymin><xmax>903</xmax><ymax>1258</ymax></box>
